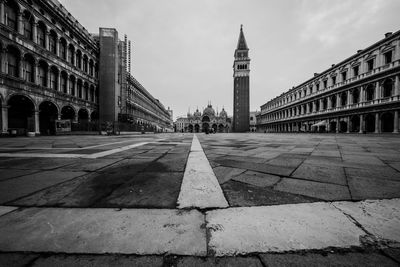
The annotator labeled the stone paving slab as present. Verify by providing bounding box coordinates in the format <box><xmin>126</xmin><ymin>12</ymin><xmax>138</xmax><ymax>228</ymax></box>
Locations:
<box><xmin>176</xmin><ymin>256</ymin><xmax>263</xmax><ymax>266</ymax></box>
<box><xmin>31</xmin><ymin>254</ymin><xmax>163</xmax><ymax>267</ymax></box>
<box><xmin>212</xmin><ymin>166</ymin><xmax>246</xmax><ymax>184</ymax></box>
<box><xmin>0</xmin><ymin>169</ymin><xmax>39</xmax><ymax>181</ymax></box>
<box><xmin>274</xmin><ymin>177</ymin><xmax>351</xmax><ymax>201</ymax></box>
<box><xmin>0</xmin><ymin>208</ymin><xmax>207</xmax><ymax>256</ymax></box>
<box><xmin>259</xmin><ymin>252</ymin><xmax>398</xmax><ymax>267</ymax></box>
<box><xmin>221</xmin><ymin>180</ymin><xmax>317</xmax><ymax>207</ymax></box>
<box><xmin>347</xmin><ymin>176</ymin><xmax>400</xmax><ymax>200</ymax></box>
<box><xmin>206</xmin><ymin>202</ymin><xmax>365</xmax><ymax>256</ymax></box>
<box><xmin>291</xmin><ymin>163</ymin><xmax>347</xmax><ymax>185</ymax></box>
<box><xmin>333</xmin><ymin>199</ymin><xmax>400</xmax><ymax>243</ymax></box>
<box><xmin>0</xmin><ymin>206</ymin><xmax>18</xmax><ymax>216</ymax></box>
<box><xmin>231</xmin><ymin>171</ymin><xmax>280</xmax><ymax>187</ymax></box>
<box><xmin>0</xmin><ymin>171</ymin><xmax>87</xmax><ymax>204</ymax></box>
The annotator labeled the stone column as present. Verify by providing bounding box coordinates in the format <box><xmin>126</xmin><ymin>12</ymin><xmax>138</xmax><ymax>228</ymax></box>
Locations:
<box><xmin>1</xmin><ymin>105</ymin><xmax>8</xmax><ymax>134</ymax></box>
<box><xmin>45</xmin><ymin>31</ymin><xmax>49</xmax><ymax>50</ymax></box>
<box><xmin>393</xmin><ymin>111</ymin><xmax>399</xmax><ymax>134</ymax></box>
<box><xmin>57</xmin><ymin>72</ymin><xmax>61</xmax><ymax>91</ymax></box>
<box><xmin>56</xmin><ymin>39</ymin><xmax>60</xmax><ymax>57</ymax></box>
<box><xmin>32</xmin><ymin>61</ymin><xmax>37</xmax><ymax>84</ymax></box>
<box><xmin>359</xmin><ymin>86</ymin><xmax>364</xmax><ymax>102</ymax></box>
<box><xmin>375</xmin><ymin>113</ymin><xmax>380</xmax><ymax>133</ymax></box>
<box><xmin>336</xmin><ymin>94</ymin><xmax>341</xmax><ymax>108</ymax></box>
<box><xmin>34</xmin><ymin>109</ymin><xmax>40</xmax><ymax>135</ymax></box>
<box><xmin>0</xmin><ymin>0</ymin><xmax>4</xmax><ymax>24</ymax></box>
<box><xmin>347</xmin><ymin>116</ymin><xmax>351</xmax><ymax>133</ymax></box>
<box><xmin>336</xmin><ymin>118</ymin><xmax>340</xmax><ymax>133</ymax></box>
<box><xmin>32</xmin><ymin>21</ymin><xmax>37</xmax><ymax>44</ymax></box>
<box><xmin>328</xmin><ymin>97</ymin><xmax>332</xmax><ymax>109</ymax></box>
<box><xmin>18</xmin><ymin>12</ymin><xmax>24</xmax><ymax>35</ymax></box>
<box><xmin>66</xmin><ymin>76</ymin><xmax>70</xmax><ymax>94</ymax></box>
<box><xmin>19</xmin><ymin>55</ymin><xmax>24</xmax><ymax>79</ymax></box>
<box><xmin>395</xmin><ymin>75</ymin><xmax>399</xmax><ymax>96</ymax></box>
<box><xmin>312</xmin><ymin>101</ymin><xmax>316</xmax><ymax>113</ymax></box>
<box><xmin>306</xmin><ymin>103</ymin><xmax>310</xmax><ymax>113</ymax></box>
<box><xmin>347</xmin><ymin>91</ymin><xmax>351</xmax><ymax>106</ymax></box>
<box><xmin>327</xmin><ymin>119</ymin><xmax>331</xmax><ymax>132</ymax></box>
<box><xmin>375</xmin><ymin>81</ymin><xmax>380</xmax><ymax>100</ymax></box>
<box><xmin>359</xmin><ymin>114</ymin><xmax>364</xmax><ymax>133</ymax></box>
<box><xmin>47</xmin><ymin>69</ymin><xmax>51</xmax><ymax>88</ymax></box>
<box><xmin>320</xmin><ymin>99</ymin><xmax>324</xmax><ymax>111</ymax></box>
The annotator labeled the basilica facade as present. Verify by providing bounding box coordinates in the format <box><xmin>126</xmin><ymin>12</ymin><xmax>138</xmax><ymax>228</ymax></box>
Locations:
<box><xmin>175</xmin><ymin>104</ymin><xmax>231</xmax><ymax>133</ymax></box>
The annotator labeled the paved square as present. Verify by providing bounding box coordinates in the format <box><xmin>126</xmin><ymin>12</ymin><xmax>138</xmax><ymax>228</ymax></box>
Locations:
<box><xmin>0</xmin><ymin>133</ymin><xmax>399</xmax><ymax>264</ymax></box>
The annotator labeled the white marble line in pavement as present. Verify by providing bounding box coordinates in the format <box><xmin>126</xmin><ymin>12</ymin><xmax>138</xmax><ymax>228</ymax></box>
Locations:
<box><xmin>0</xmin><ymin>208</ymin><xmax>207</xmax><ymax>256</ymax></box>
<box><xmin>177</xmin><ymin>134</ymin><xmax>229</xmax><ymax>209</ymax></box>
<box><xmin>0</xmin><ymin>142</ymin><xmax>151</xmax><ymax>159</ymax></box>
<box><xmin>0</xmin><ymin>199</ymin><xmax>399</xmax><ymax>256</ymax></box>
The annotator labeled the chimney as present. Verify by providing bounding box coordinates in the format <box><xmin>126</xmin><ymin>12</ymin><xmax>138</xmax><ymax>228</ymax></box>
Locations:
<box><xmin>314</xmin><ymin>73</ymin><xmax>319</xmax><ymax>77</ymax></box>
<box><xmin>357</xmin><ymin>50</ymin><xmax>362</xmax><ymax>53</ymax></box>
<box><xmin>331</xmin><ymin>64</ymin><xmax>335</xmax><ymax>67</ymax></box>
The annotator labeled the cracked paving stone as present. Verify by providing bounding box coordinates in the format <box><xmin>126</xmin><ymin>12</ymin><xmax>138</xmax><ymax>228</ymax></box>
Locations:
<box><xmin>222</xmin><ymin>180</ymin><xmax>318</xmax><ymax>206</ymax></box>
<box><xmin>274</xmin><ymin>177</ymin><xmax>351</xmax><ymax>201</ymax></box>
<box><xmin>231</xmin><ymin>170</ymin><xmax>280</xmax><ymax>187</ymax></box>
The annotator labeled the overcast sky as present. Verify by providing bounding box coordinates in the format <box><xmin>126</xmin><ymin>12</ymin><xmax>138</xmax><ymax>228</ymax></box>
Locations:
<box><xmin>60</xmin><ymin>0</ymin><xmax>400</xmax><ymax>120</ymax></box>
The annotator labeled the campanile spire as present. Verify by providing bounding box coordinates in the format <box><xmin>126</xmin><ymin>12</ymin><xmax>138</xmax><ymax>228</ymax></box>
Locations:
<box><xmin>233</xmin><ymin>25</ymin><xmax>250</xmax><ymax>132</ymax></box>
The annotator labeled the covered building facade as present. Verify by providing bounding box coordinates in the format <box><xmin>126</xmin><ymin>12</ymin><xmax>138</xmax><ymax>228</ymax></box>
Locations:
<box><xmin>0</xmin><ymin>0</ymin><xmax>98</xmax><ymax>135</ymax></box>
<box><xmin>257</xmin><ymin>31</ymin><xmax>400</xmax><ymax>134</ymax></box>
<box><xmin>175</xmin><ymin>104</ymin><xmax>231</xmax><ymax>133</ymax></box>
<box><xmin>0</xmin><ymin>0</ymin><xmax>172</xmax><ymax>135</ymax></box>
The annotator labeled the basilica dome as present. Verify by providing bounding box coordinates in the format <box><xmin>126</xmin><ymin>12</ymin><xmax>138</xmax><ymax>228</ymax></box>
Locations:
<box><xmin>193</xmin><ymin>108</ymin><xmax>201</xmax><ymax>117</ymax></box>
<box><xmin>203</xmin><ymin>104</ymin><xmax>215</xmax><ymax>116</ymax></box>
<box><xmin>220</xmin><ymin>107</ymin><xmax>227</xmax><ymax>118</ymax></box>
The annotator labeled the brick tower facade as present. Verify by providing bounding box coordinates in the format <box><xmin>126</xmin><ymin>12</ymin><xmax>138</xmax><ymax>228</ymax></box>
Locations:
<box><xmin>233</xmin><ymin>25</ymin><xmax>250</xmax><ymax>132</ymax></box>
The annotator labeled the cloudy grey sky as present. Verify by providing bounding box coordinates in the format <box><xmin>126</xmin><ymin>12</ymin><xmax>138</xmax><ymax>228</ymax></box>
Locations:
<box><xmin>60</xmin><ymin>0</ymin><xmax>400</xmax><ymax>120</ymax></box>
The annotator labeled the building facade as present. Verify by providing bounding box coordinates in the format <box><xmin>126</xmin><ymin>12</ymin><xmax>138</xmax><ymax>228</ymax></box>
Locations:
<box><xmin>233</xmin><ymin>25</ymin><xmax>250</xmax><ymax>132</ymax></box>
<box><xmin>175</xmin><ymin>104</ymin><xmax>231</xmax><ymax>133</ymax></box>
<box><xmin>0</xmin><ymin>0</ymin><xmax>172</xmax><ymax>136</ymax></box>
<box><xmin>249</xmin><ymin>111</ymin><xmax>259</xmax><ymax>132</ymax></box>
<box><xmin>257</xmin><ymin>31</ymin><xmax>400</xmax><ymax>134</ymax></box>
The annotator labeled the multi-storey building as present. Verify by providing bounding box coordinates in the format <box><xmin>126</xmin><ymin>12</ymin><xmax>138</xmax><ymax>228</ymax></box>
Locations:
<box><xmin>249</xmin><ymin>111</ymin><xmax>259</xmax><ymax>132</ymax></box>
<box><xmin>257</xmin><ymin>31</ymin><xmax>400</xmax><ymax>134</ymax></box>
<box><xmin>0</xmin><ymin>0</ymin><xmax>172</xmax><ymax>135</ymax></box>
<box><xmin>175</xmin><ymin>104</ymin><xmax>231</xmax><ymax>133</ymax></box>
<box><xmin>0</xmin><ymin>0</ymin><xmax>99</xmax><ymax>135</ymax></box>
<box><xmin>233</xmin><ymin>25</ymin><xmax>250</xmax><ymax>132</ymax></box>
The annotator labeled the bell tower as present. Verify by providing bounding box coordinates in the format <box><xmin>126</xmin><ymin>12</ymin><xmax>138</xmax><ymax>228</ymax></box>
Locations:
<box><xmin>233</xmin><ymin>25</ymin><xmax>250</xmax><ymax>132</ymax></box>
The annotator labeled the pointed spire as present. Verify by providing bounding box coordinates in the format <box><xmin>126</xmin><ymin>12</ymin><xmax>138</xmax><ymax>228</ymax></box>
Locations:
<box><xmin>236</xmin><ymin>24</ymin><xmax>248</xmax><ymax>50</ymax></box>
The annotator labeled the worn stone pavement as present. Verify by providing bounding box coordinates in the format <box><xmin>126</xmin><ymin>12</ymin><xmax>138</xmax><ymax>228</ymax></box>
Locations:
<box><xmin>0</xmin><ymin>133</ymin><xmax>399</xmax><ymax>266</ymax></box>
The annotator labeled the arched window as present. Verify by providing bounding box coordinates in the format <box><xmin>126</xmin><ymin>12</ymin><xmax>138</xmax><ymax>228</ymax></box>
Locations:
<box><xmin>68</xmin><ymin>44</ymin><xmax>74</xmax><ymax>64</ymax></box>
<box><xmin>90</xmin><ymin>85</ymin><xmax>95</xmax><ymax>102</ymax></box>
<box><xmin>89</xmin><ymin>59</ymin><xmax>94</xmax><ymax>76</ymax></box>
<box><xmin>50</xmin><ymin>67</ymin><xmax>58</xmax><ymax>90</ymax></box>
<box><xmin>6</xmin><ymin>46</ymin><xmax>19</xmax><ymax>77</ymax></box>
<box><xmin>365</xmin><ymin>84</ymin><xmax>374</xmax><ymax>101</ymax></box>
<box><xmin>59</xmin><ymin>38</ymin><xmax>67</xmax><ymax>60</ymax></box>
<box><xmin>49</xmin><ymin>30</ymin><xmax>57</xmax><ymax>54</ymax></box>
<box><xmin>382</xmin><ymin>79</ymin><xmax>393</xmax><ymax>98</ymax></box>
<box><xmin>83</xmin><ymin>55</ymin><xmax>88</xmax><ymax>73</ymax></box>
<box><xmin>69</xmin><ymin>76</ymin><xmax>75</xmax><ymax>96</ymax></box>
<box><xmin>84</xmin><ymin>82</ymin><xmax>89</xmax><ymax>100</ymax></box>
<box><xmin>76</xmin><ymin>50</ymin><xmax>82</xmax><ymax>69</ymax></box>
<box><xmin>38</xmin><ymin>61</ymin><xmax>47</xmax><ymax>86</ymax></box>
<box><xmin>23</xmin><ymin>54</ymin><xmax>35</xmax><ymax>82</ymax></box>
<box><xmin>4</xmin><ymin>0</ymin><xmax>18</xmax><ymax>31</ymax></box>
<box><xmin>22</xmin><ymin>11</ymin><xmax>34</xmax><ymax>40</ymax></box>
<box><xmin>77</xmin><ymin>80</ymin><xmax>82</xmax><ymax>98</ymax></box>
<box><xmin>60</xmin><ymin>72</ymin><xmax>68</xmax><ymax>93</ymax></box>
<box><xmin>37</xmin><ymin>22</ymin><xmax>46</xmax><ymax>48</ymax></box>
